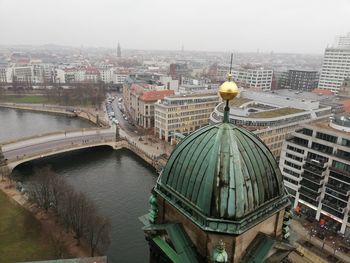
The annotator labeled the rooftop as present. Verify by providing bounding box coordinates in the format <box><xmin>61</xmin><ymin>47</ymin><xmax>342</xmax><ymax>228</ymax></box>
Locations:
<box><xmin>249</xmin><ymin>107</ymin><xmax>304</xmax><ymax>118</ymax></box>
<box><xmin>140</xmin><ymin>89</ymin><xmax>174</xmax><ymax>101</ymax></box>
<box><xmin>306</xmin><ymin>114</ymin><xmax>350</xmax><ymax>135</ymax></box>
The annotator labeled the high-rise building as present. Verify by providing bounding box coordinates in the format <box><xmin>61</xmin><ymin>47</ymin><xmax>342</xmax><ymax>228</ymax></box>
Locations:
<box><xmin>334</xmin><ymin>32</ymin><xmax>350</xmax><ymax>48</ymax></box>
<box><xmin>318</xmin><ymin>33</ymin><xmax>350</xmax><ymax>92</ymax></box>
<box><xmin>279</xmin><ymin>70</ymin><xmax>318</xmax><ymax>91</ymax></box>
<box><xmin>279</xmin><ymin>115</ymin><xmax>350</xmax><ymax>234</ymax></box>
<box><xmin>117</xmin><ymin>42</ymin><xmax>121</xmax><ymax>58</ymax></box>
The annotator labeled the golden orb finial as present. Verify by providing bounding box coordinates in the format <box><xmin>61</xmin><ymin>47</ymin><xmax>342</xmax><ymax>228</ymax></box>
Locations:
<box><xmin>219</xmin><ymin>75</ymin><xmax>238</xmax><ymax>101</ymax></box>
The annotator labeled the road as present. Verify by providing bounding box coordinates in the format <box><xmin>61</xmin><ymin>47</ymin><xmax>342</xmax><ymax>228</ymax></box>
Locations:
<box><xmin>106</xmin><ymin>93</ymin><xmax>147</xmax><ymax>136</ymax></box>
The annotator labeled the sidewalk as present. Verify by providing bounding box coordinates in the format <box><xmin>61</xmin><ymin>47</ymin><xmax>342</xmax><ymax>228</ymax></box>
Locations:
<box><xmin>290</xmin><ymin>219</ymin><xmax>350</xmax><ymax>262</ymax></box>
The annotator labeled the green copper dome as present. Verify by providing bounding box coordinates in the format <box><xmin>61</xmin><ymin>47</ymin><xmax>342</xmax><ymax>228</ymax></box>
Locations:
<box><xmin>155</xmin><ymin>122</ymin><xmax>289</xmax><ymax>234</ymax></box>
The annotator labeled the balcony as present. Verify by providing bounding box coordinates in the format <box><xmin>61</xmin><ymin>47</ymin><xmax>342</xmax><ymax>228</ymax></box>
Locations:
<box><xmin>334</xmin><ymin>149</ymin><xmax>350</xmax><ymax>162</ymax></box>
<box><xmin>299</xmin><ymin>186</ymin><xmax>321</xmax><ymax>201</ymax></box>
<box><xmin>300</xmin><ymin>179</ymin><xmax>322</xmax><ymax>193</ymax></box>
<box><xmin>302</xmin><ymin>171</ymin><xmax>325</xmax><ymax>185</ymax></box>
<box><xmin>322</xmin><ymin>205</ymin><xmax>344</xmax><ymax>220</ymax></box>
<box><xmin>326</xmin><ymin>182</ymin><xmax>350</xmax><ymax>197</ymax></box>
<box><xmin>322</xmin><ymin>196</ymin><xmax>347</xmax><ymax>214</ymax></box>
<box><xmin>325</xmin><ymin>188</ymin><xmax>349</xmax><ymax>203</ymax></box>
<box><xmin>329</xmin><ymin>166</ymin><xmax>350</xmax><ymax>177</ymax></box>
<box><xmin>311</xmin><ymin>143</ymin><xmax>333</xmax><ymax>155</ymax></box>
<box><xmin>303</xmin><ymin>164</ymin><xmax>326</xmax><ymax>177</ymax></box>
<box><xmin>287</xmin><ymin>137</ymin><xmax>308</xmax><ymax>148</ymax></box>
<box><xmin>304</xmin><ymin>158</ymin><xmax>327</xmax><ymax>169</ymax></box>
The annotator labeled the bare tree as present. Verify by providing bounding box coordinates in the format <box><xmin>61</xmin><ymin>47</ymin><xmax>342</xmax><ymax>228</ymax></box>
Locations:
<box><xmin>50</xmin><ymin>229</ymin><xmax>66</xmax><ymax>259</ymax></box>
<box><xmin>26</xmin><ymin>167</ymin><xmax>55</xmax><ymax>212</ymax></box>
<box><xmin>25</xmin><ymin>166</ymin><xmax>112</xmax><ymax>253</ymax></box>
<box><xmin>68</xmin><ymin>192</ymin><xmax>95</xmax><ymax>245</ymax></box>
<box><xmin>85</xmin><ymin>215</ymin><xmax>111</xmax><ymax>256</ymax></box>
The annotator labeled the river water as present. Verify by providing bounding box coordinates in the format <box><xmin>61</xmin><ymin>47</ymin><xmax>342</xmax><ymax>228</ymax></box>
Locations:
<box><xmin>0</xmin><ymin>108</ymin><xmax>157</xmax><ymax>263</ymax></box>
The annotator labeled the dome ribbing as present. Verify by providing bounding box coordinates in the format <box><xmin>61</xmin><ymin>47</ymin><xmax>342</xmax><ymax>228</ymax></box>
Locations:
<box><xmin>155</xmin><ymin>122</ymin><xmax>289</xmax><ymax>234</ymax></box>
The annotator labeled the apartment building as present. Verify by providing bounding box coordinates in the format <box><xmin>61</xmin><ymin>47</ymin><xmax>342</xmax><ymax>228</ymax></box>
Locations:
<box><xmin>279</xmin><ymin>115</ymin><xmax>350</xmax><ymax>234</ymax></box>
<box><xmin>12</xmin><ymin>66</ymin><xmax>33</xmax><ymax>83</ymax></box>
<box><xmin>279</xmin><ymin>70</ymin><xmax>318</xmax><ymax>91</ymax></box>
<box><xmin>155</xmin><ymin>92</ymin><xmax>220</xmax><ymax>143</ymax></box>
<box><xmin>318</xmin><ymin>33</ymin><xmax>350</xmax><ymax>92</ymax></box>
<box><xmin>123</xmin><ymin>81</ymin><xmax>174</xmax><ymax>128</ymax></box>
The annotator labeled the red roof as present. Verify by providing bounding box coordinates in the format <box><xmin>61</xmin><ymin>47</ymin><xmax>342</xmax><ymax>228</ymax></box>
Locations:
<box><xmin>16</xmin><ymin>58</ymin><xmax>30</xmax><ymax>65</ymax></box>
<box><xmin>85</xmin><ymin>66</ymin><xmax>100</xmax><ymax>75</ymax></box>
<box><xmin>140</xmin><ymin>90</ymin><xmax>174</xmax><ymax>101</ymax></box>
<box><xmin>312</xmin><ymin>88</ymin><xmax>334</xmax><ymax>95</ymax></box>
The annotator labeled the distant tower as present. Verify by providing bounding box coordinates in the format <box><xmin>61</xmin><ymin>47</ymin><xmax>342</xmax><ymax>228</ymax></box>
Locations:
<box><xmin>117</xmin><ymin>42</ymin><xmax>121</xmax><ymax>58</ymax></box>
<box><xmin>181</xmin><ymin>44</ymin><xmax>184</xmax><ymax>52</ymax></box>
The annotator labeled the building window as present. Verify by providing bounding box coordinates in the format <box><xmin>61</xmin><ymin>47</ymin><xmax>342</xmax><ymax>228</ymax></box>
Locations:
<box><xmin>311</xmin><ymin>142</ymin><xmax>333</xmax><ymax>155</ymax></box>
<box><xmin>316</xmin><ymin>132</ymin><xmax>338</xmax><ymax>143</ymax></box>
<box><xmin>286</xmin><ymin>153</ymin><xmax>303</xmax><ymax>162</ymax></box>
<box><xmin>284</xmin><ymin>160</ymin><xmax>301</xmax><ymax>170</ymax></box>
<box><xmin>341</xmin><ymin>138</ymin><xmax>350</xmax><ymax>147</ymax></box>
<box><xmin>332</xmin><ymin>160</ymin><xmax>350</xmax><ymax>173</ymax></box>
<box><xmin>287</xmin><ymin>145</ymin><xmax>304</xmax><ymax>154</ymax></box>
<box><xmin>283</xmin><ymin>168</ymin><xmax>300</xmax><ymax>177</ymax></box>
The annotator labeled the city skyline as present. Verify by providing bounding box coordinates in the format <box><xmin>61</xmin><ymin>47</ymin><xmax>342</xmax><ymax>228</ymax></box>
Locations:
<box><xmin>0</xmin><ymin>0</ymin><xmax>349</xmax><ymax>54</ymax></box>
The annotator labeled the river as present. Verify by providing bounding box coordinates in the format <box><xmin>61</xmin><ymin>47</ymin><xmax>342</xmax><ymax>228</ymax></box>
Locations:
<box><xmin>0</xmin><ymin>108</ymin><xmax>157</xmax><ymax>263</ymax></box>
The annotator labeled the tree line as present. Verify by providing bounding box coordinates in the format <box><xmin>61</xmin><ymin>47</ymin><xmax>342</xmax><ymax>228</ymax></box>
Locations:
<box><xmin>26</xmin><ymin>167</ymin><xmax>111</xmax><ymax>257</ymax></box>
<box><xmin>44</xmin><ymin>83</ymin><xmax>107</xmax><ymax>108</ymax></box>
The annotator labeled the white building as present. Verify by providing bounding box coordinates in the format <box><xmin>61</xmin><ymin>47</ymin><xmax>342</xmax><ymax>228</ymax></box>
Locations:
<box><xmin>279</xmin><ymin>116</ymin><xmax>350</xmax><ymax>234</ymax></box>
<box><xmin>318</xmin><ymin>33</ymin><xmax>350</xmax><ymax>92</ymax></box>
<box><xmin>334</xmin><ymin>32</ymin><xmax>350</xmax><ymax>48</ymax></box>
<box><xmin>232</xmin><ymin>68</ymin><xmax>273</xmax><ymax>90</ymax></box>
<box><xmin>12</xmin><ymin>66</ymin><xmax>33</xmax><ymax>83</ymax></box>
<box><xmin>55</xmin><ymin>68</ymin><xmax>66</xmax><ymax>84</ymax></box>
<box><xmin>155</xmin><ymin>93</ymin><xmax>220</xmax><ymax>143</ymax></box>
<box><xmin>100</xmin><ymin>68</ymin><xmax>114</xmax><ymax>84</ymax></box>
<box><xmin>159</xmin><ymin>76</ymin><xmax>179</xmax><ymax>91</ymax></box>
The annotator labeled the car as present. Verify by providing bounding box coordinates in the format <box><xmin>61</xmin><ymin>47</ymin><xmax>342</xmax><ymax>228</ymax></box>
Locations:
<box><xmin>124</xmin><ymin>117</ymin><xmax>128</xmax><ymax>121</ymax></box>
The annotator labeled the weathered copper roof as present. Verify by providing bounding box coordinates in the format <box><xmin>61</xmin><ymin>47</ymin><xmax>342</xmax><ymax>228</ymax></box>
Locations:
<box><xmin>156</xmin><ymin>122</ymin><xmax>289</xmax><ymax>234</ymax></box>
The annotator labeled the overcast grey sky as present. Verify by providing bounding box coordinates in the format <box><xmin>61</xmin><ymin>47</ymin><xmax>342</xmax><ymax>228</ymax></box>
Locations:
<box><xmin>0</xmin><ymin>0</ymin><xmax>349</xmax><ymax>53</ymax></box>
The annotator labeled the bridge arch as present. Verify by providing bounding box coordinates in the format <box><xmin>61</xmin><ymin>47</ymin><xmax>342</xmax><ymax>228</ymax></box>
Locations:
<box><xmin>7</xmin><ymin>143</ymin><xmax>116</xmax><ymax>173</ymax></box>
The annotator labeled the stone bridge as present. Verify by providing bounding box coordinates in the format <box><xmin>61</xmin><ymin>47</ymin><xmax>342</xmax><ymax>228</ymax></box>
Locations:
<box><xmin>1</xmin><ymin>128</ymin><xmax>116</xmax><ymax>172</ymax></box>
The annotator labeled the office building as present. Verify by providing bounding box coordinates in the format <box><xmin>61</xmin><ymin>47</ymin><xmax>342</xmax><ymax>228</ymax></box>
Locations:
<box><xmin>154</xmin><ymin>92</ymin><xmax>220</xmax><ymax>143</ymax></box>
<box><xmin>318</xmin><ymin>32</ymin><xmax>350</xmax><ymax>92</ymax></box>
<box><xmin>210</xmin><ymin>89</ymin><xmax>333</xmax><ymax>158</ymax></box>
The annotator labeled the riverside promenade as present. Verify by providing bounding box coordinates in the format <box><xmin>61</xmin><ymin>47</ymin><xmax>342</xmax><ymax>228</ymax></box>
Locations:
<box><xmin>0</xmin><ymin>103</ymin><xmax>109</xmax><ymax>127</ymax></box>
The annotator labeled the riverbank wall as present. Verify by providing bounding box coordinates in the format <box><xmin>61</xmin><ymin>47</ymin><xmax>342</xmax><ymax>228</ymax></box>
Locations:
<box><xmin>115</xmin><ymin>139</ymin><xmax>167</xmax><ymax>173</ymax></box>
<box><xmin>0</xmin><ymin>103</ymin><xmax>109</xmax><ymax>127</ymax></box>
